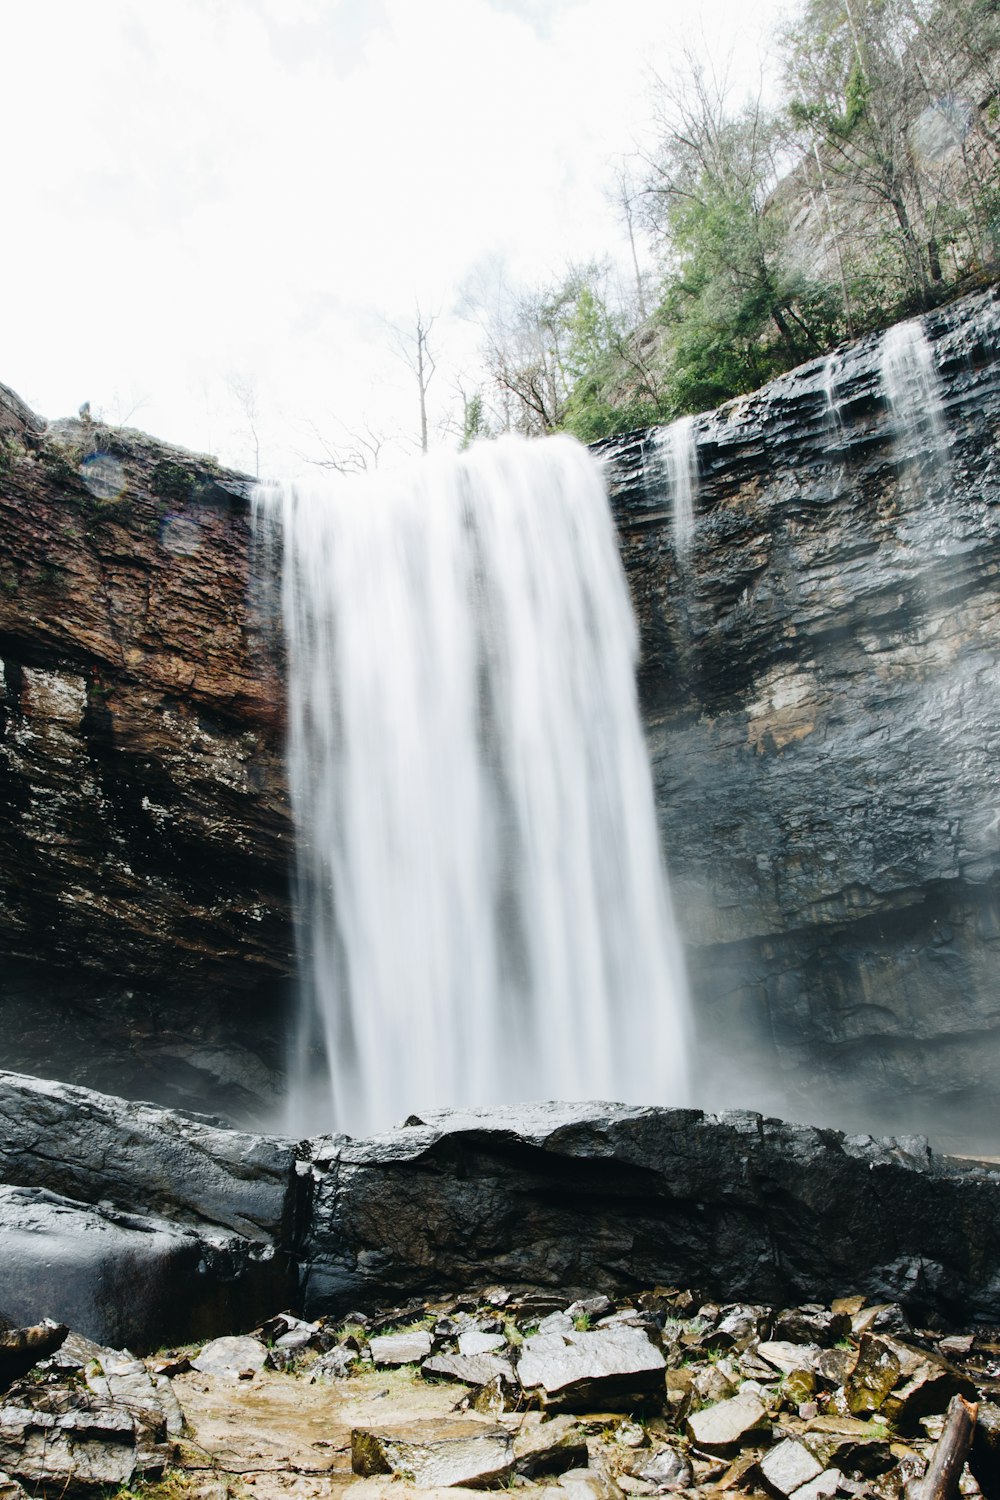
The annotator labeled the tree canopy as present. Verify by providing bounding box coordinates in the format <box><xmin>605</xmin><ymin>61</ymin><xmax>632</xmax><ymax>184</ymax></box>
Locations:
<box><xmin>464</xmin><ymin>0</ymin><xmax>1000</xmax><ymax>444</ymax></box>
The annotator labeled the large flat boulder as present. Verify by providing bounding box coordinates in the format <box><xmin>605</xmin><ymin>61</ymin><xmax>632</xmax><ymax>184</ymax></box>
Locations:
<box><xmin>351</xmin><ymin>1418</ymin><xmax>514</xmax><ymax>1487</ymax></box>
<box><xmin>0</xmin><ymin>1185</ymin><xmax>291</xmax><ymax>1350</ymax></box>
<box><xmin>300</xmin><ymin>1101</ymin><xmax>1000</xmax><ymax>1324</ymax></box>
<box><xmin>516</xmin><ymin>1326</ymin><xmax>666</xmax><ymax>1411</ymax></box>
<box><xmin>0</xmin><ymin>1069</ymin><xmax>297</xmax><ymax>1239</ymax></box>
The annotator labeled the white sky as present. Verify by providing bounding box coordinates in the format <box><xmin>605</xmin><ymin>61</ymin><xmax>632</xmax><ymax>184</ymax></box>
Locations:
<box><xmin>0</xmin><ymin>0</ymin><xmax>789</xmax><ymax>476</ymax></box>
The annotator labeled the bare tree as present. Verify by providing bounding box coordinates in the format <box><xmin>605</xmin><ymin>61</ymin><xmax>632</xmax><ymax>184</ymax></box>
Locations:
<box><xmin>300</xmin><ymin>415</ymin><xmax>390</xmax><ymax>475</ymax></box>
<box><xmin>389</xmin><ymin>305</ymin><xmax>437</xmax><ymax>453</ymax></box>
<box><xmin>612</xmin><ymin>164</ymin><xmax>650</xmax><ymax>321</ymax></box>
<box><xmin>228</xmin><ymin>373</ymin><xmax>262</xmax><ymax>478</ymax></box>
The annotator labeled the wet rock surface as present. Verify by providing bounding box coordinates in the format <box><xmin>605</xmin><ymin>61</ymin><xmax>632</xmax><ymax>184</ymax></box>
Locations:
<box><xmin>0</xmin><ymin>1069</ymin><xmax>297</xmax><ymax>1239</ymax></box>
<box><xmin>3</xmin><ymin>1280</ymin><xmax>999</xmax><ymax>1500</ymax></box>
<box><xmin>300</xmin><ymin>1100</ymin><xmax>1000</xmax><ymax>1323</ymax></box>
<box><xmin>4</xmin><ymin>1079</ymin><xmax>1000</xmax><ymax>1347</ymax></box>
<box><xmin>3</xmin><ymin>291</ymin><xmax>1000</xmax><ymax>1136</ymax></box>
<box><xmin>0</xmin><ymin>386</ymin><xmax>290</xmax><ymax>1122</ymax></box>
<box><xmin>597</xmin><ymin>288</ymin><xmax>1000</xmax><ymax>1144</ymax></box>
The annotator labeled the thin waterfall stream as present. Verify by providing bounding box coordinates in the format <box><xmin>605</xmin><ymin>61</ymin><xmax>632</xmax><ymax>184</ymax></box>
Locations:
<box><xmin>254</xmin><ymin>434</ymin><xmax>691</xmax><ymax>1137</ymax></box>
<box><xmin>658</xmin><ymin>416</ymin><xmax>698</xmax><ymax>555</ymax></box>
<box><xmin>879</xmin><ymin>319</ymin><xmax>948</xmax><ymax>482</ymax></box>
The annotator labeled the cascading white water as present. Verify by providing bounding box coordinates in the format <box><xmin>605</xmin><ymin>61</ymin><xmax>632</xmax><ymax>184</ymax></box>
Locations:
<box><xmin>821</xmin><ymin>353</ymin><xmax>841</xmax><ymax>433</ymax></box>
<box><xmin>658</xmin><ymin>417</ymin><xmax>698</xmax><ymax>554</ymax></box>
<box><xmin>254</xmin><ymin>434</ymin><xmax>691</xmax><ymax>1137</ymax></box>
<box><xmin>880</xmin><ymin>319</ymin><xmax>947</xmax><ymax>465</ymax></box>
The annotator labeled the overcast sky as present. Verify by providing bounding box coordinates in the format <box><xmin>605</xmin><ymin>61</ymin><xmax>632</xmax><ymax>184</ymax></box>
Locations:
<box><xmin>1</xmin><ymin>0</ymin><xmax>789</xmax><ymax>476</ymax></box>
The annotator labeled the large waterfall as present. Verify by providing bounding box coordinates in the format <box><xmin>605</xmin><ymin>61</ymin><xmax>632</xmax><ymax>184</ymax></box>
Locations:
<box><xmin>254</xmin><ymin>435</ymin><xmax>691</xmax><ymax>1137</ymax></box>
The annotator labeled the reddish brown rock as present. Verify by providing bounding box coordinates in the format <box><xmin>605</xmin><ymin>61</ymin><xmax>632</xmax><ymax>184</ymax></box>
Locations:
<box><xmin>0</xmin><ymin>387</ymin><xmax>292</xmax><ymax>1120</ymax></box>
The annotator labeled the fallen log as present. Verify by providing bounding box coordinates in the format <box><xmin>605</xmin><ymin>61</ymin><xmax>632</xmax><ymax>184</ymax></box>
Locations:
<box><xmin>906</xmin><ymin>1393</ymin><xmax>978</xmax><ymax>1500</ymax></box>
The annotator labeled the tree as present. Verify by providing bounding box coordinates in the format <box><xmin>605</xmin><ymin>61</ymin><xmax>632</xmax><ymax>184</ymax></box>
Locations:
<box><xmin>779</xmin><ymin>0</ymin><xmax>991</xmax><ymax>311</ymax></box>
<box><xmin>301</xmin><ymin>415</ymin><xmax>390</xmax><ymax>474</ymax></box>
<box><xmin>228</xmin><ymin>373</ymin><xmax>262</xmax><ymax>478</ymax></box>
<box><xmin>639</xmin><ymin>59</ymin><xmax>839</xmax><ymax>411</ymax></box>
<box><xmin>463</xmin><ymin>261</ymin><xmax>668</xmax><ymax>442</ymax></box>
<box><xmin>389</xmin><ymin>305</ymin><xmax>437</xmax><ymax>454</ymax></box>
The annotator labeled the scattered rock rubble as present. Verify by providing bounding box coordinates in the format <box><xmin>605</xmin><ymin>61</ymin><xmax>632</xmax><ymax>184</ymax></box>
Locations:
<box><xmin>1</xmin><ymin>1287</ymin><xmax>999</xmax><ymax>1499</ymax></box>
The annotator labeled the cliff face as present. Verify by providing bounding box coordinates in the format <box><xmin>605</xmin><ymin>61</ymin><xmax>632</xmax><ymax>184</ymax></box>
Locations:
<box><xmin>600</xmin><ymin>287</ymin><xmax>1000</xmax><ymax>1146</ymax></box>
<box><xmin>0</xmin><ymin>389</ymin><xmax>292</xmax><ymax>1120</ymax></box>
<box><xmin>2</xmin><ymin>288</ymin><xmax>1000</xmax><ymax>1142</ymax></box>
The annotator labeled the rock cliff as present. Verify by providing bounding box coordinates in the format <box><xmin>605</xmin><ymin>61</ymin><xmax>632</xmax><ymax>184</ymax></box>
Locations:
<box><xmin>2</xmin><ymin>288</ymin><xmax>1000</xmax><ymax>1141</ymax></box>
<box><xmin>0</xmin><ymin>389</ymin><xmax>291</xmax><ymax>1120</ymax></box>
<box><xmin>598</xmin><ymin>286</ymin><xmax>1000</xmax><ymax>1147</ymax></box>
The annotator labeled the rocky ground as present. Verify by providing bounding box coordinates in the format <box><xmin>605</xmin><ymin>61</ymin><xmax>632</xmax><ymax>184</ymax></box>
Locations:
<box><xmin>2</xmin><ymin>1285</ymin><xmax>998</xmax><ymax>1500</ymax></box>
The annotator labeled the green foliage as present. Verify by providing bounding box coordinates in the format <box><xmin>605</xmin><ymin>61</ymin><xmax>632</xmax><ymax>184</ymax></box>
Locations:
<box><xmin>152</xmin><ymin>461</ymin><xmax>193</xmax><ymax>503</ymax></box>
<box><xmin>467</xmin><ymin>0</ymin><xmax>1000</xmax><ymax>439</ymax></box>
<box><xmin>844</xmin><ymin>61</ymin><xmax>869</xmax><ymax>132</ymax></box>
<box><xmin>461</xmin><ymin>392</ymin><xmax>491</xmax><ymax>449</ymax></box>
<box><xmin>642</xmin><ymin>94</ymin><xmax>842</xmax><ymax>415</ymax></box>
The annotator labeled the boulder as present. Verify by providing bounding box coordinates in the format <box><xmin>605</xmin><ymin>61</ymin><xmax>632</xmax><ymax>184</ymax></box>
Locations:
<box><xmin>798</xmin><ymin>1415</ymin><xmax>898</xmax><ymax>1475</ymax></box>
<box><xmin>757</xmin><ymin>1341</ymin><xmax>825</xmax><ymax>1376</ymax></box>
<box><xmin>457</xmin><ymin>1331</ymin><xmax>507</xmax><ymax>1357</ymax></box>
<box><xmin>5</xmin><ymin>1082</ymin><xmax>1000</xmax><ymax>1352</ymax></box>
<box><xmin>190</xmin><ymin>1335</ymin><xmax>268</xmax><ymax>1378</ymax></box>
<box><xmin>300</xmin><ymin>1102</ymin><xmax>1000</xmax><ymax>1325</ymax></box>
<box><xmin>516</xmin><ymin>1325</ymin><xmax>666</xmax><ymax>1412</ymax></box>
<box><xmin>422</xmin><ymin>1352</ymin><xmax>517</xmax><ymax>1388</ymax></box>
<box><xmin>789</xmin><ymin>1470</ymin><xmax>840</xmax><ymax>1500</ymax></box>
<box><xmin>757</xmin><ymin>1439</ymin><xmax>824</xmax><ymax>1497</ymax></box>
<box><xmin>846</xmin><ymin>1335</ymin><xmax>976</xmax><ymax>1431</ymax></box>
<box><xmin>685</xmin><ymin>1391</ymin><xmax>770</xmax><ymax>1452</ymax></box>
<box><xmin>970</xmin><ymin>1400</ymin><xmax>1000</xmax><ymax>1497</ymax></box>
<box><xmin>351</xmin><ymin>1418</ymin><xmax>514</xmax><ymax>1487</ymax></box>
<box><xmin>309</xmin><ymin>1344</ymin><xmax>359</xmax><ymax>1381</ymax></box>
<box><xmin>557</xmin><ymin>1470</ymin><xmax>625</xmax><ymax>1500</ymax></box>
<box><xmin>0</xmin><ymin>1185</ymin><xmax>287</xmax><ymax>1350</ymax></box>
<box><xmin>712</xmin><ymin>1305</ymin><xmax>773</xmax><ymax>1351</ymax></box>
<box><xmin>633</xmin><ymin>1446</ymin><xmax>692</xmax><ymax>1491</ymax></box>
<box><xmin>0</xmin><ymin>1069</ymin><xmax>297</xmax><ymax>1240</ymax></box>
<box><xmin>0</xmin><ymin>1384</ymin><xmax>168</xmax><ymax>1495</ymax></box>
<box><xmin>369</xmin><ymin>1331</ymin><xmax>433</xmax><ymax>1367</ymax></box>
<box><xmin>0</xmin><ymin>1322</ymin><xmax>67</xmax><ymax>1391</ymax></box>
<box><xmin>773</xmin><ymin>1307</ymin><xmax>852</xmax><ymax>1347</ymax></box>
<box><xmin>84</xmin><ymin>1349</ymin><xmax>184</xmax><ymax>1436</ymax></box>
<box><xmin>509</xmin><ymin>1414</ymin><xmax>589</xmax><ymax>1476</ymax></box>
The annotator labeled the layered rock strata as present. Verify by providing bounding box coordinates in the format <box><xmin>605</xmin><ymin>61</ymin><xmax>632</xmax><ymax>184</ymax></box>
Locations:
<box><xmin>0</xmin><ymin>388</ymin><xmax>291</xmax><ymax>1119</ymax></box>
<box><xmin>2</xmin><ymin>1073</ymin><xmax>998</xmax><ymax>1347</ymax></box>
<box><xmin>599</xmin><ymin>287</ymin><xmax>1000</xmax><ymax>1145</ymax></box>
<box><xmin>2</xmin><ymin>290</ymin><xmax>1000</xmax><ymax>1135</ymax></box>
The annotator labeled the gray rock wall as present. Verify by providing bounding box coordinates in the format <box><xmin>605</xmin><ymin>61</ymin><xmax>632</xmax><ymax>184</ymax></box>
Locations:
<box><xmin>599</xmin><ymin>288</ymin><xmax>1000</xmax><ymax>1149</ymax></box>
<box><xmin>2</xmin><ymin>291</ymin><xmax>1000</xmax><ymax>1143</ymax></box>
<box><xmin>2</xmin><ymin>1073</ymin><xmax>999</xmax><ymax>1346</ymax></box>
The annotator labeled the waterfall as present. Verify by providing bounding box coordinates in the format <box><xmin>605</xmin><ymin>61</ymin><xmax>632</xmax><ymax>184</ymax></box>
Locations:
<box><xmin>821</xmin><ymin>353</ymin><xmax>842</xmax><ymax>436</ymax></box>
<box><xmin>659</xmin><ymin>417</ymin><xmax>698</xmax><ymax>554</ymax></box>
<box><xmin>820</xmin><ymin>353</ymin><xmax>848</xmax><ymax>497</ymax></box>
<box><xmin>880</xmin><ymin>317</ymin><xmax>955</xmax><ymax>574</ymax></box>
<box><xmin>254</xmin><ymin>434</ymin><xmax>691</xmax><ymax>1137</ymax></box>
<box><xmin>879</xmin><ymin>319</ymin><xmax>947</xmax><ymax>470</ymax></box>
